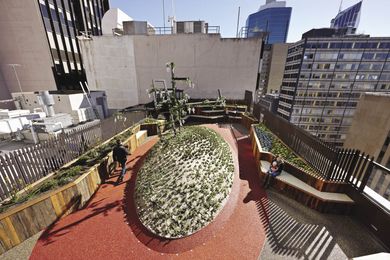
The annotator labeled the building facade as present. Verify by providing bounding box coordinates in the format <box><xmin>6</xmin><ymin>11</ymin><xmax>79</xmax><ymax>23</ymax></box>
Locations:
<box><xmin>344</xmin><ymin>92</ymin><xmax>390</xmax><ymax>167</ymax></box>
<box><xmin>246</xmin><ymin>0</ymin><xmax>292</xmax><ymax>44</ymax></box>
<box><xmin>278</xmin><ymin>33</ymin><xmax>390</xmax><ymax>147</ymax></box>
<box><xmin>343</xmin><ymin>92</ymin><xmax>390</xmax><ymax>199</ymax></box>
<box><xmin>0</xmin><ymin>0</ymin><xmax>109</xmax><ymax>100</ymax></box>
<box><xmin>265</xmin><ymin>43</ymin><xmax>290</xmax><ymax>94</ymax></box>
<box><xmin>37</xmin><ymin>0</ymin><xmax>109</xmax><ymax>90</ymax></box>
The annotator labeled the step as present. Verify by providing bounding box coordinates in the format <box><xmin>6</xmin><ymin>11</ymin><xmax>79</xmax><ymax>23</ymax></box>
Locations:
<box><xmin>189</xmin><ymin>115</ymin><xmax>225</xmax><ymax>120</ymax></box>
<box><xmin>201</xmin><ymin>110</ymin><xmax>225</xmax><ymax>114</ymax></box>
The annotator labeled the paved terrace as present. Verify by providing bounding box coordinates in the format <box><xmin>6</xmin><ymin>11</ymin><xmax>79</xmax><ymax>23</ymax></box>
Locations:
<box><xmin>1</xmin><ymin>124</ymin><xmax>386</xmax><ymax>260</ymax></box>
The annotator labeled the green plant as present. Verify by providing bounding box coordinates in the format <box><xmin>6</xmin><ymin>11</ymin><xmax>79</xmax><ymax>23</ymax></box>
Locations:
<box><xmin>255</xmin><ymin>124</ymin><xmax>316</xmax><ymax>174</ymax></box>
<box><xmin>33</xmin><ymin>179</ymin><xmax>57</xmax><ymax>194</ymax></box>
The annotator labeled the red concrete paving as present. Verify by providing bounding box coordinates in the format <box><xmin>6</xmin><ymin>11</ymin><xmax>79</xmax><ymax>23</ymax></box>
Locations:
<box><xmin>30</xmin><ymin>124</ymin><xmax>267</xmax><ymax>260</ymax></box>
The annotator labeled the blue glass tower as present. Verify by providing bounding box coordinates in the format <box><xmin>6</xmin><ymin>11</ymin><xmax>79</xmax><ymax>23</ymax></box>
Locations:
<box><xmin>330</xmin><ymin>1</ymin><xmax>362</xmax><ymax>33</ymax></box>
<box><xmin>246</xmin><ymin>0</ymin><xmax>292</xmax><ymax>44</ymax></box>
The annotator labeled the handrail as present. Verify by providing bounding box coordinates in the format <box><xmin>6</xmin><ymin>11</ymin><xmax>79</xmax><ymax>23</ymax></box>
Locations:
<box><xmin>372</xmin><ymin>160</ymin><xmax>390</xmax><ymax>174</ymax></box>
<box><xmin>154</xmin><ymin>27</ymin><xmax>173</xmax><ymax>35</ymax></box>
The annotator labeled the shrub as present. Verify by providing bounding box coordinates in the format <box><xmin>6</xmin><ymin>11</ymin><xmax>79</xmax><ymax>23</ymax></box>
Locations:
<box><xmin>33</xmin><ymin>179</ymin><xmax>57</xmax><ymax>194</ymax></box>
<box><xmin>254</xmin><ymin>124</ymin><xmax>315</xmax><ymax>173</ymax></box>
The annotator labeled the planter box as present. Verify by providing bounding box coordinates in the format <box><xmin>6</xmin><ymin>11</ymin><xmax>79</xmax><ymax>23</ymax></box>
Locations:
<box><xmin>250</xmin><ymin>125</ymin><xmax>348</xmax><ymax>193</ymax></box>
<box><xmin>0</xmin><ymin>125</ymin><xmax>146</xmax><ymax>255</ymax></box>
<box><xmin>250</xmin><ymin>126</ymin><xmax>353</xmax><ymax>214</ymax></box>
<box><xmin>0</xmin><ymin>164</ymin><xmax>102</xmax><ymax>254</ymax></box>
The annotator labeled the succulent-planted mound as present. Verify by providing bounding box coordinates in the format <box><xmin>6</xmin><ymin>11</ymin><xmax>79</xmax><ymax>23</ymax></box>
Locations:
<box><xmin>135</xmin><ymin>126</ymin><xmax>234</xmax><ymax>238</ymax></box>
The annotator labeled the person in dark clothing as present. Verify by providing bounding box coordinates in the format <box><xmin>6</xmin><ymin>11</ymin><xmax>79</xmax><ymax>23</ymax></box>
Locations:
<box><xmin>264</xmin><ymin>155</ymin><xmax>284</xmax><ymax>188</ymax></box>
<box><xmin>113</xmin><ymin>139</ymin><xmax>130</xmax><ymax>184</ymax></box>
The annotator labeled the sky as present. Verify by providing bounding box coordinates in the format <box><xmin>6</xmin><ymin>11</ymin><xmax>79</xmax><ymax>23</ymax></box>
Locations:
<box><xmin>108</xmin><ymin>0</ymin><xmax>390</xmax><ymax>42</ymax></box>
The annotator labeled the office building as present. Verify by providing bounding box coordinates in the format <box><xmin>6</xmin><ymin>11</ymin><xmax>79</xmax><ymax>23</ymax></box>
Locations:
<box><xmin>344</xmin><ymin>92</ymin><xmax>390</xmax><ymax>167</ymax></box>
<box><xmin>343</xmin><ymin>92</ymin><xmax>390</xmax><ymax>199</ymax></box>
<box><xmin>277</xmin><ymin>30</ymin><xmax>390</xmax><ymax>147</ymax></box>
<box><xmin>0</xmin><ymin>0</ymin><xmax>109</xmax><ymax>100</ymax></box>
<box><xmin>258</xmin><ymin>43</ymin><xmax>289</xmax><ymax>96</ymax></box>
<box><xmin>246</xmin><ymin>0</ymin><xmax>292</xmax><ymax>44</ymax></box>
<box><xmin>331</xmin><ymin>1</ymin><xmax>362</xmax><ymax>34</ymax></box>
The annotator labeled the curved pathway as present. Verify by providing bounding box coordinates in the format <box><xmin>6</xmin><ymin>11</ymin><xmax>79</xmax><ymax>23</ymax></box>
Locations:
<box><xmin>30</xmin><ymin>124</ymin><xmax>267</xmax><ymax>259</ymax></box>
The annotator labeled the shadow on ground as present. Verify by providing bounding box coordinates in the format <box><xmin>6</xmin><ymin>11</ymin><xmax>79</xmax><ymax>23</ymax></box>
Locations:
<box><xmin>257</xmin><ymin>189</ymin><xmax>386</xmax><ymax>259</ymax></box>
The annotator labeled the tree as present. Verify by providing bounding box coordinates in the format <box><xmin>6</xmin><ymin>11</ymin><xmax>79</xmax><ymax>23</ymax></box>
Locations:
<box><xmin>147</xmin><ymin>62</ymin><xmax>226</xmax><ymax>136</ymax></box>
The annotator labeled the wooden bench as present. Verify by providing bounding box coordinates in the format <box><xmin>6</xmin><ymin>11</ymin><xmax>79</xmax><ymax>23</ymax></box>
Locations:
<box><xmin>260</xmin><ymin>160</ymin><xmax>355</xmax><ymax>214</ymax></box>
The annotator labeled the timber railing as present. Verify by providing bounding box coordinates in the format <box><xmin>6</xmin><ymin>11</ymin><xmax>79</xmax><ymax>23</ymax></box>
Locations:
<box><xmin>253</xmin><ymin>103</ymin><xmax>389</xmax><ymax>202</ymax></box>
<box><xmin>0</xmin><ymin>110</ymin><xmax>146</xmax><ymax>202</ymax></box>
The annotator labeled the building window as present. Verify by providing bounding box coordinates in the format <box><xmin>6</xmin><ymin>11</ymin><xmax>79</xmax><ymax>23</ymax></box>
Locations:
<box><xmin>380</xmin><ymin>74</ymin><xmax>390</xmax><ymax>81</ymax></box>
<box><xmin>39</xmin><ymin>3</ymin><xmax>49</xmax><ymax>18</ymax></box>
<box><xmin>339</xmin><ymin>52</ymin><xmax>363</xmax><ymax>60</ymax></box>
<box><xmin>341</xmin><ymin>42</ymin><xmax>353</xmax><ymax>48</ymax></box>
<box><xmin>372</xmin><ymin>64</ymin><xmax>384</xmax><ymax>70</ymax></box>
<box><xmin>63</xmin><ymin>62</ymin><xmax>69</xmax><ymax>73</ymax></box>
<box><xmin>329</xmin><ymin>42</ymin><xmax>342</xmax><ymax>49</ymax></box>
<box><xmin>375</xmin><ymin>53</ymin><xmax>388</xmax><ymax>60</ymax></box>
<box><xmin>47</xmin><ymin>32</ymin><xmax>56</xmax><ymax>49</ymax></box>
<box><xmin>379</xmin><ymin>42</ymin><xmax>390</xmax><ymax>49</ymax></box>
<box><xmin>304</xmin><ymin>53</ymin><xmax>315</xmax><ymax>60</ymax></box>
<box><xmin>56</xmin><ymin>34</ymin><xmax>64</xmax><ymax>50</ymax></box>
<box><xmin>362</xmin><ymin>53</ymin><xmax>375</xmax><ymax>60</ymax></box>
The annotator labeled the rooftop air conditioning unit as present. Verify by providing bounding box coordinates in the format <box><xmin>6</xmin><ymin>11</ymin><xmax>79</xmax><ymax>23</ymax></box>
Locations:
<box><xmin>193</xmin><ymin>21</ymin><xmax>205</xmax><ymax>33</ymax></box>
<box><xmin>176</xmin><ymin>22</ymin><xmax>185</xmax><ymax>33</ymax></box>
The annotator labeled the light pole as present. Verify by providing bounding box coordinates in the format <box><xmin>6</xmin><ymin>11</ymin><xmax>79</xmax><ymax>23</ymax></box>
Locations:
<box><xmin>7</xmin><ymin>63</ymin><xmax>26</xmax><ymax>106</ymax></box>
<box><xmin>162</xmin><ymin>0</ymin><xmax>166</xmax><ymax>29</ymax></box>
<box><xmin>7</xmin><ymin>64</ymin><xmax>23</xmax><ymax>94</ymax></box>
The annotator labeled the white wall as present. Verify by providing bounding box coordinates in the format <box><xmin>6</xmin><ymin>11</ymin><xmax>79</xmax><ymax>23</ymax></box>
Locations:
<box><xmin>79</xmin><ymin>36</ymin><xmax>139</xmax><ymax>109</ymax></box>
<box><xmin>79</xmin><ymin>34</ymin><xmax>262</xmax><ymax>109</ymax></box>
<box><xmin>133</xmin><ymin>34</ymin><xmax>262</xmax><ymax>104</ymax></box>
<box><xmin>0</xmin><ymin>0</ymin><xmax>57</xmax><ymax>94</ymax></box>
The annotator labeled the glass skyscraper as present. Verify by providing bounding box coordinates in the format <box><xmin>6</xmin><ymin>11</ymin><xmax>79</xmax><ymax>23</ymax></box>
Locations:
<box><xmin>331</xmin><ymin>1</ymin><xmax>362</xmax><ymax>33</ymax></box>
<box><xmin>246</xmin><ymin>0</ymin><xmax>292</xmax><ymax>44</ymax></box>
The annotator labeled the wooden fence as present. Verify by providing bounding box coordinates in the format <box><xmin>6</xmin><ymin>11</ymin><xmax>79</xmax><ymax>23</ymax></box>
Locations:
<box><xmin>0</xmin><ymin>110</ymin><xmax>147</xmax><ymax>202</ymax></box>
<box><xmin>253</xmin><ymin>103</ymin><xmax>388</xmax><ymax>196</ymax></box>
<box><xmin>100</xmin><ymin>110</ymin><xmax>146</xmax><ymax>141</ymax></box>
<box><xmin>0</xmin><ymin>122</ymin><xmax>102</xmax><ymax>201</ymax></box>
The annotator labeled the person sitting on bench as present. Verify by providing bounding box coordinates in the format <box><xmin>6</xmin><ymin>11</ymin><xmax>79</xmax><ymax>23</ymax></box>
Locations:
<box><xmin>264</xmin><ymin>155</ymin><xmax>284</xmax><ymax>188</ymax></box>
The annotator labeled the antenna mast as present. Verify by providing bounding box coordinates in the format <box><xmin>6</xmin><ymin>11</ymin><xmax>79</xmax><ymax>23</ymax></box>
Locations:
<box><xmin>339</xmin><ymin>0</ymin><xmax>343</xmax><ymax>13</ymax></box>
<box><xmin>162</xmin><ymin>0</ymin><xmax>166</xmax><ymax>28</ymax></box>
<box><xmin>171</xmin><ymin>0</ymin><xmax>176</xmax><ymax>19</ymax></box>
<box><xmin>236</xmin><ymin>6</ymin><xmax>241</xmax><ymax>38</ymax></box>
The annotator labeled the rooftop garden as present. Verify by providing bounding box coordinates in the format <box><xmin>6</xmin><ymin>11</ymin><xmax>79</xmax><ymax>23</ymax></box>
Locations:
<box><xmin>134</xmin><ymin>126</ymin><xmax>234</xmax><ymax>238</ymax></box>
